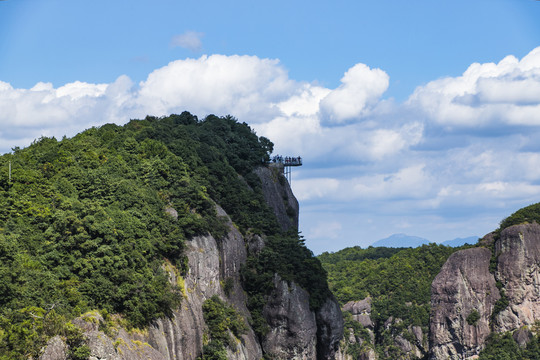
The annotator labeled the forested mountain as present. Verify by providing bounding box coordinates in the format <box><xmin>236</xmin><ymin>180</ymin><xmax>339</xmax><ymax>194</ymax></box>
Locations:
<box><xmin>7</xmin><ymin>111</ymin><xmax>540</xmax><ymax>360</ymax></box>
<box><xmin>319</xmin><ymin>244</ymin><xmax>461</xmax><ymax>359</ymax></box>
<box><xmin>0</xmin><ymin>113</ymin><xmax>339</xmax><ymax>360</ymax></box>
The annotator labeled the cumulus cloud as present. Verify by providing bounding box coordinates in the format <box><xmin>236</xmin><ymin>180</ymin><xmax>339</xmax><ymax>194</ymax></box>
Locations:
<box><xmin>0</xmin><ymin>54</ymin><xmax>408</xmax><ymax>162</ymax></box>
<box><xmin>408</xmin><ymin>46</ymin><xmax>540</xmax><ymax>129</ymax></box>
<box><xmin>170</xmin><ymin>31</ymin><xmax>204</xmax><ymax>51</ymax></box>
<box><xmin>3</xmin><ymin>48</ymin><xmax>540</xmax><ymax>248</ymax></box>
<box><xmin>319</xmin><ymin>63</ymin><xmax>389</xmax><ymax>125</ymax></box>
<box><xmin>136</xmin><ymin>54</ymin><xmax>296</xmax><ymax>121</ymax></box>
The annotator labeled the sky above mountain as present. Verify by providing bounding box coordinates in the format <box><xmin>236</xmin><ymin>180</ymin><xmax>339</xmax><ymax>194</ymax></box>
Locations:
<box><xmin>1</xmin><ymin>0</ymin><xmax>540</xmax><ymax>254</ymax></box>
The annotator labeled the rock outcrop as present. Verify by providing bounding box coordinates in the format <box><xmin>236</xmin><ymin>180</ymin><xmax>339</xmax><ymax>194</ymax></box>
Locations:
<box><xmin>493</xmin><ymin>223</ymin><xmax>540</xmax><ymax>332</ymax></box>
<box><xmin>339</xmin><ymin>297</ymin><xmax>427</xmax><ymax>360</ymax></box>
<box><xmin>262</xmin><ymin>275</ymin><xmax>318</xmax><ymax>359</ymax></box>
<box><xmin>343</xmin><ymin>298</ymin><xmax>374</xmax><ymax>331</ymax></box>
<box><xmin>316</xmin><ymin>295</ymin><xmax>345</xmax><ymax>360</ymax></box>
<box><xmin>40</xmin><ymin>336</ymin><xmax>68</xmax><ymax>360</ymax></box>
<box><xmin>429</xmin><ymin>247</ymin><xmax>500</xmax><ymax>359</ymax></box>
<box><xmin>429</xmin><ymin>222</ymin><xmax>540</xmax><ymax>359</ymax></box>
<box><xmin>255</xmin><ymin>166</ymin><xmax>299</xmax><ymax>231</ymax></box>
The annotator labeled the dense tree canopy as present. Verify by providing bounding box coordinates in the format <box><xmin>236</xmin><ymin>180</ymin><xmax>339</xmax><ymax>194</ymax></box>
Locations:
<box><xmin>498</xmin><ymin>202</ymin><xmax>540</xmax><ymax>233</ymax></box>
<box><xmin>0</xmin><ymin>112</ymin><xmax>281</xmax><ymax>358</ymax></box>
<box><xmin>318</xmin><ymin>244</ymin><xmax>461</xmax><ymax>357</ymax></box>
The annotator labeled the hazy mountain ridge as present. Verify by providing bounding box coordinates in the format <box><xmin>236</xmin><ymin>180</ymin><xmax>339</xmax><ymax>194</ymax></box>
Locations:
<box><xmin>371</xmin><ymin>233</ymin><xmax>478</xmax><ymax>248</ymax></box>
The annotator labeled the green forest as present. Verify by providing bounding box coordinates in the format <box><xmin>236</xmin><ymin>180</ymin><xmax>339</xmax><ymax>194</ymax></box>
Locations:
<box><xmin>318</xmin><ymin>244</ymin><xmax>462</xmax><ymax>357</ymax></box>
<box><xmin>0</xmin><ymin>112</ymin><xmax>329</xmax><ymax>359</ymax></box>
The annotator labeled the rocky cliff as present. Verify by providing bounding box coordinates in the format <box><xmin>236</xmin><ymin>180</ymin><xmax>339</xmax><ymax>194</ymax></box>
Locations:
<box><xmin>40</xmin><ymin>167</ymin><xmax>342</xmax><ymax>360</ymax></box>
<box><xmin>429</xmin><ymin>222</ymin><xmax>540</xmax><ymax>359</ymax></box>
<box><xmin>493</xmin><ymin>223</ymin><xmax>540</xmax><ymax>333</ymax></box>
<box><xmin>429</xmin><ymin>247</ymin><xmax>500</xmax><ymax>359</ymax></box>
<box><xmin>255</xmin><ymin>165</ymin><xmax>299</xmax><ymax>232</ymax></box>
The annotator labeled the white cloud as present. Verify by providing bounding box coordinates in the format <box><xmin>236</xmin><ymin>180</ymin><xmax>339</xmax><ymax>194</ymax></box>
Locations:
<box><xmin>294</xmin><ymin>178</ymin><xmax>341</xmax><ymax>201</ymax></box>
<box><xmin>350</xmin><ymin>164</ymin><xmax>434</xmax><ymax>200</ymax></box>
<box><xmin>170</xmin><ymin>31</ymin><xmax>204</xmax><ymax>51</ymax></box>
<box><xmin>319</xmin><ymin>63</ymin><xmax>389</xmax><ymax>125</ymax></box>
<box><xmin>407</xmin><ymin>46</ymin><xmax>540</xmax><ymax>128</ymax></box>
<box><xmin>3</xmin><ymin>48</ymin><xmax>540</xmax><ymax>250</ymax></box>
<box><xmin>308</xmin><ymin>221</ymin><xmax>342</xmax><ymax>240</ymax></box>
<box><xmin>136</xmin><ymin>54</ymin><xmax>295</xmax><ymax>121</ymax></box>
<box><xmin>294</xmin><ymin>164</ymin><xmax>433</xmax><ymax>203</ymax></box>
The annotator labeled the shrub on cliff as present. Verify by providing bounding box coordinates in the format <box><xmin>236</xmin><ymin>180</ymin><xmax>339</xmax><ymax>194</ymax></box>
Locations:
<box><xmin>201</xmin><ymin>295</ymin><xmax>248</xmax><ymax>359</ymax></box>
<box><xmin>241</xmin><ymin>232</ymin><xmax>331</xmax><ymax>338</ymax></box>
<box><xmin>499</xmin><ymin>202</ymin><xmax>540</xmax><ymax>232</ymax></box>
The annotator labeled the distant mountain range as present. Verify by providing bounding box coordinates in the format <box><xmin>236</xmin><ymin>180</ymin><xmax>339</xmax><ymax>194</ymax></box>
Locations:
<box><xmin>440</xmin><ymin>236</ymin><xmax>478</xmax><ymax>247</ymax></box>
<box><xmin>371</xmin><ymin>233</ymin><xmax>478</xmax><ymax>248</ymax></box>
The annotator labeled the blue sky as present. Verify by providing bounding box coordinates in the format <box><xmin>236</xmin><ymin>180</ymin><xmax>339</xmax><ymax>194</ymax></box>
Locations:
<box><xmin>1</xmin><ymin>0</ymin><xmax>540</xmax><ymax>254</ymax></box>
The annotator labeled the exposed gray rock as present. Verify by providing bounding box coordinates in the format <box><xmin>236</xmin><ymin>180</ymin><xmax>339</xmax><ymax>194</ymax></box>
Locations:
<box><xmin>395</xmin><ymin>335</ymin><xmax>413</xmax><ymax>353</ymax></box>
<box><xmin>339</xmin><ymin>299</ymin><xmax>378</xmax><ymax>360</ymax></box>
<box><xmin>478</xmin><ymin>231</ymin><xmax>496</xmax><ymax>248</ymax></box>
<box><xmin>86</xmin><ymin>330</ymin><xmax>121</xmax><ymax>360</ymax></box>
<box><xmin>360</xmin><ymin>348</ymin><xmax>378</xmax><ymax>360</ymax></box>
<box><xmin>494</xmin><ymin>223</ymin><xmax>540</xmax><ymax>332</ymax></box>
<box><xmin>316</xmin><ymin>294</ymin><xmax>344</xmax><ymax>360</ymax></box>
<box><xmin>343</xmin><ymin>298</ymin><xmax>373</xmax><ymax>329</ymax></box>
<box><xmin>71</xmin><ymin>311</ymin><xmax>103</xmax><ymax>333</ymax></box>
<box><xmin>254</xmin><ymin>166</ymin><xmax>299</xmax><ymax>231</ymax></box>
<box><xmin>429</xmin><ymin>247</ymin><xmax>500</xmax><ymax>359</ymax></box>
<box><xmin>247</xmin><ymin>234</ymin><xmax>265</xmax><ymax>256</ymax></box>
<box><xmin>384</xmin><ymin>316</ymin><xmax>394</xmax><ymax>330</ymax></box>
<box><xmin>153</xmin><ymin>234</ymin><xmax>222</xmax><ymax>360</ymax></box>
<box><xmin>145</xmin><ymin>221</ymin><xmax>261</xmax><ymax>360</ymax></box>
<box><xmin>262</xmin><ymin>274</ymin><xmax>318</xmax><ymax>359</ymax></box>
<box><xmin>114</xmin><ymin>328</ymin><xmax>166</xmax><ymax>360</ymax></box>
<box><xmin>513</xmin><ymin>327</ymin><xmax>533</xmax><ymax>348</ymax></box>
<box><xmin>40</xmin><ymin>336</ymin><xmax>68</xmax><ymax>360</ymax></box>
<box><xmin>217</xmin><ymin>204</ymin><xmax>263</xmax><ymax>359</ymax></box>
<box><xmin>411</xmin><ymin>326</ymin><xmax>423</xmax><ymax>345</ymax></box>
<box><xmin>164</xmin><ymin>205</ymin><xmax>178</xmax><ymax>220</ymax></box>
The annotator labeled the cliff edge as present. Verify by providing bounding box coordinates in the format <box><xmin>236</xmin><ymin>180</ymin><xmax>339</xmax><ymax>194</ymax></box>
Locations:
<box><xmin>429</xmin><ymin>222</ymin><xmax>540</xmax><ymax>359</ymax></box>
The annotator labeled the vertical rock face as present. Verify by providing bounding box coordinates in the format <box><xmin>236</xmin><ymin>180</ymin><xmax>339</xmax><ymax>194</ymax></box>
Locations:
<box><xmin>260</xmin><ymin>276</ymin><xmax>343</xmax><ymax>360</ymax></box>
<box><xmin>146</xmin><ymin>234</ymin><xmax>223</xmax><ymax>360</ymax></box>
<box><xmin>254</xmin><ymin>166</ymin><xmax>299</xmax><ymax>231</ymax></box>
<box><xmin>429</xmin><ymin>223</ymin><xmax>540</xmax><ymax>358</ymax></box>
<box><xmin>146</xmin><ymin>211</ymin><xmax>262</xmax><ymax>360</ymax></box>
<box><xmin>429</xmin><ymin>247</ymin><xmax>500</xmax><ymax>359</ymax></box>
<box><xmin>262</xmin><ymin>275</ymin><xmax>318</xmax><ymax>359</ymax></box>
<box><xmin>494</xmin><ymin>223</ymin><xmax>540</xmax><ymax>332</ymax></box>
<box><xmin>256</xmin><ymin>165</ymin><xmax>344</xmax><ymax>359</ymax></box>
<box><xmin>316</xmin><ymin>295</ymin><xmax>345</xmax><ymax>360</ymax></box>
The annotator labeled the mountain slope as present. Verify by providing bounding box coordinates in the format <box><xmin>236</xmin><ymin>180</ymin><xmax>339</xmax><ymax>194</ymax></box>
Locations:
<box><xmin>0</xmin><ymin>113</ymin><xmax>342</xmax><ymax>360</ymax></box>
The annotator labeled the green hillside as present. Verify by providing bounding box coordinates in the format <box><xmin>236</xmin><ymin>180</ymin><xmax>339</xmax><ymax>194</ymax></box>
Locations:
<box><xmin>319</xmin><ymin>244</ymin><xmax>461</xmax><ymax>357</ymax></box>
<box><xmin>0</xmin><ymin>112</ymin><xmax>328</xmax><ymax>359</ymax></box>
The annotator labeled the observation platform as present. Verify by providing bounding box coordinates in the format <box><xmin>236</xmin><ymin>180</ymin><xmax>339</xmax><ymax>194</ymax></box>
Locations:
<box><xmin>270</xmin><ymin>155</ymin><xmax>302</xmax><ymax>183</ymax></box>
